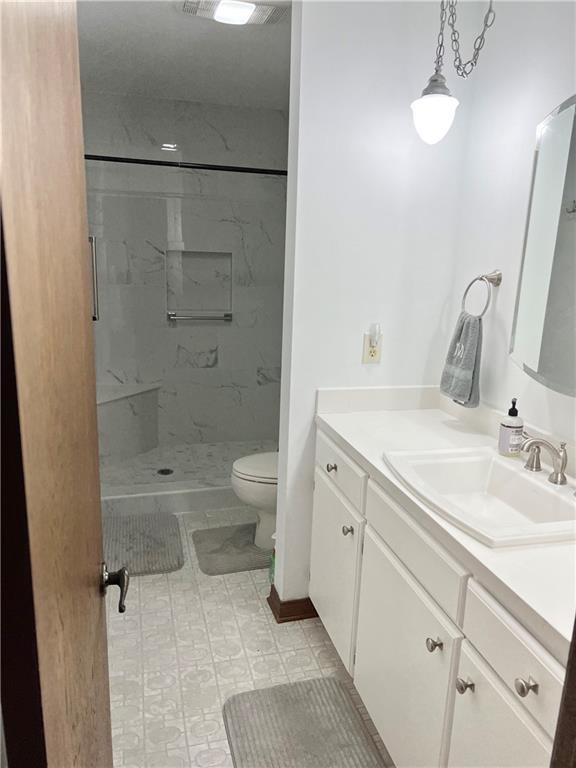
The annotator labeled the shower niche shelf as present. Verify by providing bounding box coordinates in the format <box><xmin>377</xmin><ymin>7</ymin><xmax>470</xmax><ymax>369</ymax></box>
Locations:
<box><xmin>166</xmin><ymin>249</ymin><xmax>233</xmax><ymax>322</ymax></box>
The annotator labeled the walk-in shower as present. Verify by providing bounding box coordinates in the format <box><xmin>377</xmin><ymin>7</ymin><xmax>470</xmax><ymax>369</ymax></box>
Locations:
<box><xmin>87</xmin><ymin>154</ymin><xmax>286</xmax><ymax>519</ymax></box>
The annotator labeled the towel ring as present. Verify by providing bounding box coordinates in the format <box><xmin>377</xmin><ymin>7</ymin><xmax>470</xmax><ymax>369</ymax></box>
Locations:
<box><xmin>461</xmin><ymin>270</ymin><xmax>502</xmax><ymax>318</ymax></box>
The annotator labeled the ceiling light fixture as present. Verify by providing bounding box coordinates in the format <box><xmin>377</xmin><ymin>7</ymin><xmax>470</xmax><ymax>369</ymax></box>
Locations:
<box><xmin>161</xmin><ymin>143</ymin><xmax>179</xmax><ymax>151</ymax></box>
<box><xmin>412</xmin><ymin>0</ymin><xmax>496</xmax><ymax>145</ymax></box>
<box><xmin>213</xmin><ymin>0</ymin><xmax>256</xmax><ymax>25</ymax></box>
<box><xmin>181</xmin><ymin>1</ymin><xmax>288</xmax><ymax>26</ymax></box>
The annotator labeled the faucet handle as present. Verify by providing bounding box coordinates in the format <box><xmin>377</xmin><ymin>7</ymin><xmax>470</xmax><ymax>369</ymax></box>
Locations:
<box><xmin>549</xmin><ymin>442</ymin><xmax>568</xmax><ymax>486</ymax></box>
<box><xmin>524</xmin><ymin>445</ymin><xmax>541</xmax><ymax>472</ymax></box>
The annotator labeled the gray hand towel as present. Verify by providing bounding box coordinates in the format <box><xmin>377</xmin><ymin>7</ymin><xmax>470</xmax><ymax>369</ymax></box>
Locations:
<box><xmin>440</xmin><ymin>311</ymin><xmax>482</xmax><ymax>408</ymax></box>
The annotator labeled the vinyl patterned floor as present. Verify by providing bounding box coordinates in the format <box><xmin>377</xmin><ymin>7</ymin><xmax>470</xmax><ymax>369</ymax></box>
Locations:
<box><xmin>106</xmin><ymin>506</ymin><xmax>390</xmax><ymax>768</ymax></box>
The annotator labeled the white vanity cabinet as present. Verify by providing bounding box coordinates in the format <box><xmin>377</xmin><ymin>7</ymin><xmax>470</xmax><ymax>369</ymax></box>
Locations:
<box><xmin>354</xmin><ymin>528</ymin><xmax>463</xmax><ymax>768</ymax></box>
<box><xmin>309</xmin><ymin>427</ymin><xmax>565</xmax><ymax>768</ymax></box>
<box><xmin>309</xmin><ymin>467</ymin><xmax>366</xmax><ymax>672</ymax></box>
<box><xmin>448</xmin><ymin>642</ymin><xmax>552</xmax><ymax>767</ymax></box>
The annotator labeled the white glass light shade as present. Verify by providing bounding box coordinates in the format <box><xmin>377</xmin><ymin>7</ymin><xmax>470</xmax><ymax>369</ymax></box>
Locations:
<box><xmin>411</xmin><ymin>93</ymin><xmax>459</xmax><ymax>145</ymax></box>
<box><xmin>214</xmin><ymin>0</ymin><xmax>256</xmax><ymax>24</ymax></box>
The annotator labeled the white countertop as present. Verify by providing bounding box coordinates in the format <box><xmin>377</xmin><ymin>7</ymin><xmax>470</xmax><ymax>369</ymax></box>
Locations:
<box><xmin>316</xmin><ymin>408</ymin><xmax>576</xmax><ymax>665</ymax></box>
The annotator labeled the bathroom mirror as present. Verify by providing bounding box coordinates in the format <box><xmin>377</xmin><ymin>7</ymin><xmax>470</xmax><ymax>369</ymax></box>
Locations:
<box><xmin>511</xmin><ymin>95</ymin><xmax>576</xmax><ymax>397</ymax></box>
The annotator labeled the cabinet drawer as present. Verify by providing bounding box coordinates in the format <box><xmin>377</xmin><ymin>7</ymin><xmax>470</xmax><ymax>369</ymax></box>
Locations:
<box><xmin>448</xmin><ymin>641</ymin><xmax>551</xmax><ymax>767</ymax></box>
<box><xmin>315</xmin><ymin>430</ymin><xmax>367</xmax><ymax>511</ymax></box>
<box><xmin>366</xmin><ymin>480</ymin><xmax>469</xmax><ymax>623</ymax></box>
<box><xmin>310</xmin><ymin>468</ymin><xmax>365</xmax><ymax>673</ymax></box>
<box><xmin>464</xmin><ymin>581</ymin><xmax>565</xmax><ymax>737</ymax></box>
<box><xmin>355</xmin><ymin>528</ymin><xmax>463</xmax><ymax>767</ymax></box>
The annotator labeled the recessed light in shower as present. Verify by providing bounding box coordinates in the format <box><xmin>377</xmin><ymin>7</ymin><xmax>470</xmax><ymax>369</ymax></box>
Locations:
<box><xmin>214</xmin><ymin>0</ymin><xmax>256</xmax><ymax>24</ymax></box>
<box><xmin>161</xmin><ymin>143</ymin><xmax>179</xmax><ymax>151</ymax></box>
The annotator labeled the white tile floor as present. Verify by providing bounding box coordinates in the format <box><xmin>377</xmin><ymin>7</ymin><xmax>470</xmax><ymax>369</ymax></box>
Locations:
<box><xmin>101</xmin><ymin>440</ymin><xmax>277</xmax><ymax>490</ymax></box>
<box><xmin>106</xmin><ymin>507</ymin><xmax>389</xmax><ymax>768</ymax></box>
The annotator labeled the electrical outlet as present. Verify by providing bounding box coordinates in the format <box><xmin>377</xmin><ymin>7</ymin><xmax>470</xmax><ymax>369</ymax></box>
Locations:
<box><xmin>362</xmin><ymin>333</ymin><xmax>381</xmax><ymax>364</ymax></box>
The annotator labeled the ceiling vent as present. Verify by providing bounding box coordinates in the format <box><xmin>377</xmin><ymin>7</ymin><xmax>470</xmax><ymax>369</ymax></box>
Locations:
<box><xmin>181</xmin><ymin>0</ymin><xmax>288</xmax><ymax>25</ymax></box>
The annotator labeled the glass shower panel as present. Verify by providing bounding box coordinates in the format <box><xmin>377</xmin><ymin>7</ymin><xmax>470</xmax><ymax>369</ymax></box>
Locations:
<box><xmin>86</xmin><ymin>159</ymin><xmax>286</xmax><ymax>485</ymax></box>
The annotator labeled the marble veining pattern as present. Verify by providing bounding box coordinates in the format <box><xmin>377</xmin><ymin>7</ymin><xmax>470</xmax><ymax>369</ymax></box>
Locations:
<box><xmin>82</xmin><ymin>92</ymin><xmax>288</xmax><ymax>171</ymax></box>
<box><xmin>88</xmin><ymin>160</ymin><xmax>286</xmax><ymax>446</ymax></box>
<box><xmin>98</xmin><ymin>388</ymin><xmax>159</xmax><ymax>466</ymax></box>
<box><xmin>101</xmin><ymin>439</ymin><xmax>277</xmax><ymax>490</ymax></box>
<box><xmin>107</xmin><ymin>507</ymin><xmax>389</xmax><ymax>768</ymax></box>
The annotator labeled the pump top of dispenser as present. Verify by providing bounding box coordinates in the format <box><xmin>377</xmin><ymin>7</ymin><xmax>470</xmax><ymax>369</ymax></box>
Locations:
<box><xmin>508</xmin><ymin>398</ymin><xmax>518</xmax><ymax>417</ymax></box>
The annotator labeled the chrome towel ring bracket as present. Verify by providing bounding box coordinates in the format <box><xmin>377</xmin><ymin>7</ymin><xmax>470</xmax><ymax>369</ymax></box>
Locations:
<box><xmin>461</xmin><ymin>269</ymin><xmax>502</xmax><ymax>318</ymax></box>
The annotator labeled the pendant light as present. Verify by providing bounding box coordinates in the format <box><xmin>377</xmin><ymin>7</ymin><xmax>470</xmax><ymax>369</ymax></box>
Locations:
<box><xmin>412</xmin><ymin>0</ymin><xmax>496</xmax><ymax>145</ymax></box>
<box><xmin>411</xmin><ymin>73</ymin><xmax>459</xmax><ymax>145</ymax></box>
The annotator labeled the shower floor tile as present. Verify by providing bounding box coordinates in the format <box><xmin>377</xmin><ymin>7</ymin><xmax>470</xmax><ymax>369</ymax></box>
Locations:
<box><xmin>100</xmin><ymin>439</ymin><xmax>277</xmax><ymax>489</ymax></box>
<box><xmin>106</xmin><ymin>507</ymin><xmax>391</xmax><ymax>768</ymax></box>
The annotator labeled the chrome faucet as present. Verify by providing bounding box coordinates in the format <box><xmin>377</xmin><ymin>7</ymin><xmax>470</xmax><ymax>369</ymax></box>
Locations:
<box><xmin>521</xmin><ymin>436</ymin><xmax>568</xmax><ymax>486</ymax></box>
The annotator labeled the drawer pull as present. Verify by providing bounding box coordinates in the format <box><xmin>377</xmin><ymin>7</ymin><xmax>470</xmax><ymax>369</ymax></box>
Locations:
<box><xmin>342</xmin><ymin>525</ymin><xmax>354</xmax><ymax>536</ymax></box>
<box><xmin>456</xmin><ymin>677</ymin><xmax>475</xmax><ymax>695</ymax></box>
<box><xmin>425</xmin><ymin>637</ymin><xmax>443</xmax><ymax>653</ymax></box>
<box><xmin>326</xmin><ymin>463</ymin><xmax>338</xmax><ymax>473</ymax></box>
<box><xmin>514</xmin><ymin>677</ymin><xmax>539</xmax><ymax>698</ymax></box>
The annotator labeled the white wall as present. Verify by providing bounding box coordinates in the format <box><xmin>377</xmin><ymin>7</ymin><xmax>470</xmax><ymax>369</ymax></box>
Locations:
<box><xmin>277</xmin><ymin>1</ymin><xmax>575</xmax><ymax>601</ymax></box>
<box><xmin>277</xmin><ymin>1</ymin><xmax>476</xmax><ymax>600</ymax></box>
<box><xmin>450</xmin><ymin>2</ymin><xmax>576</xmax><ymax>440</ymax></box>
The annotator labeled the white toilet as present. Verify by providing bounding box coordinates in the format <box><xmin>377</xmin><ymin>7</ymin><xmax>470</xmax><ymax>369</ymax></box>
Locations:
<box><xmin>231</xmin><ymin>452</ymin><xmax>278</xmax><ymax>549</ymax></box>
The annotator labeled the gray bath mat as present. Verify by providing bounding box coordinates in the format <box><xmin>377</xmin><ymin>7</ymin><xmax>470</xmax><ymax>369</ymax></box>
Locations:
<box><xmin>103</xmin><ymin>513</ymin><xmax>184</xmax><ymax>576</ymax></box>
<box><xmin>223</xmin><ymin>677</ymin><xmax>386</xmax><ymax>768</ymax></box>
<box><xmin>192</xmin><ymin>523</ymin><xmax>272</xmax><ymax>576</ymax></box>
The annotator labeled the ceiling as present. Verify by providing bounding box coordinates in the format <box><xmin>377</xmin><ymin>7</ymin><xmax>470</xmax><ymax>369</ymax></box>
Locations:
<box><xmin>77</xmin><ymin>1</ymin><xmax>291</xmax><ymax>110</ymax></box>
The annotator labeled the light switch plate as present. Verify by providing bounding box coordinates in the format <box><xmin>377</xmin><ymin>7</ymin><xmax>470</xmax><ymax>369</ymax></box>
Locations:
<box><xmin>362</xmin><ymin>333</ymin><xmax>381</xmax><ymax>364</ymax></box>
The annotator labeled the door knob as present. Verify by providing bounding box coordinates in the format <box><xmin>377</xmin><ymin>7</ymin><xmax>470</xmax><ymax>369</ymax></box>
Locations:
<box><xmin>342</xmin><ymin>525</ymin><xmax>354</xmax><ymax>536</ymax></box>
<box><xmin>456</xmin><ymin>677</ymin><xmax>475</xmax><ymax>695</ymax></box>
<box><xmin>514</xmin><ymin>677</ymin><xmax>539</xmax><ymax>698</ymax></box>
<box><xmin>425</xmin><ymin>637</ymin><xmax>443</xmax><ymax>653</ymax></box>
<box><xmin>101</xmin><ymin>563</ymin><xmax>129</xmax><ymax>613</ymax></box>
<box><xmin>326</xmin><ymin>463</ymin><xmax>338</xmax><ymax>473</ymax></box>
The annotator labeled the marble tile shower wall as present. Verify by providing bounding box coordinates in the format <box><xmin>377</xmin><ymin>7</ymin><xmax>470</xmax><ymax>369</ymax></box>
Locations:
<box><xmin>87</xmin><ymin>160</ymin><xmax>286</xmax><ymax>445</ymax></box>
<box><xmin>82</xmin><ymin>91</ymin><xmax>288</xmax><ymax>169</ymax></box>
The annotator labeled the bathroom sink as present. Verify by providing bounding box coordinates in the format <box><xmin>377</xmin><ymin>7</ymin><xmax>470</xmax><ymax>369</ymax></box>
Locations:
<box><xmin>383</xmin><ymin>447</ymin><xmax>576</xmax><ymax>547</ymax></box>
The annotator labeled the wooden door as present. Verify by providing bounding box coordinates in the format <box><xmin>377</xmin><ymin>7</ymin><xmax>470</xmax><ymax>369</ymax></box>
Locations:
<box><xmin>354</xmin><ymin>528</ymin><xmax>463</xmax><ymax>768</ymax></box>
<box><xmin>309</xmin><ymin>468</ymin><xmax>365</xmax><ymax>673</ymax></box>
<box><xmin>1</xmin><ymin>1</ymin><xmax>113</xmax><ymax>766</ymax></box>
<box><xmin>448</xmin><ymin>642</ymin><xmax>551</xmax><ymax>767</ymax></box>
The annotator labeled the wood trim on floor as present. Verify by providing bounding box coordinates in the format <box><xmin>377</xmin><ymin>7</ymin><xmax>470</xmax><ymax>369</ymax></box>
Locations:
<box><xmin>267</xmin><ymin>584</ymin><xmax>319</xmax><ymax>624</ymax></box>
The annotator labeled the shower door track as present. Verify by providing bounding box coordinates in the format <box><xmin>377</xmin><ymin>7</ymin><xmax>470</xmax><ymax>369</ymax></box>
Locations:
<box><xmin>84</xmin><ymin>154</ymin><xmax>288</xmax><ymax>177</ymax></box>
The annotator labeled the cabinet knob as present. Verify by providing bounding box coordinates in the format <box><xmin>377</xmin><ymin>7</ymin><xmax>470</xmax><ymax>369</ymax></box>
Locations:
<box><xmin>342</xmin><ymin>525</ymin><xmax>354</xmax><ymax>536</ymax></box>
<box><xmin>425</xmin><ymin>637</ymin><xmax>443</xmax><ymax>653</ymax></box>
<box><xmin>514</xmin><ymin>677</ymin><xmax>539</xmax><ymax>698</ymax></box>
<box><xmin>326</xmin><ymin>463</ymin><xmax>338</xmax><ymax>473</ymax></box>
<box><xmin>456</xmin><ymin>677</ymin><xmax>475</xmax><ymax>695</ymax></box>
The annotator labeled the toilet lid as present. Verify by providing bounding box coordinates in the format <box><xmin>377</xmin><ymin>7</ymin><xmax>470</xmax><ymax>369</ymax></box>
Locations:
<box><xmin>232</xmin><ymin>452</ymin><xmax>278</xmax><ymax>482</ymax></box>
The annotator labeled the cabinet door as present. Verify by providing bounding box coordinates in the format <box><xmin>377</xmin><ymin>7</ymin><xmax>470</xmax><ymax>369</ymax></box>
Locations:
<box><xmin>354</xmin><ymin>528</ymin><xmax>462</xmax><ymax>768</ymax></box>
<box><xmin>309</xmin><ymin>468</ymin><xmax>365</xmax><ymax>672</ymax></box>
<box><xmin>448</xmin><ymin>642</ymin><xmax>552</xmax><ymax>767</ymax></box>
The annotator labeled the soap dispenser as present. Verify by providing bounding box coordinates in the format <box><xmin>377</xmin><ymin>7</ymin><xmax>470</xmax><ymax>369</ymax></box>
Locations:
<box><xmin>498</xmin><ymin>398</ymin><xmax>524</xmax><ymax>456</ymax></box>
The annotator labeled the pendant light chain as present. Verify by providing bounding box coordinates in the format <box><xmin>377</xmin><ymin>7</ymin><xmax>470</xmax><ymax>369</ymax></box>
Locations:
<box><xmin>434</xmin><ymin>2</ymin><xmax>448</xmax><ymax>74</ymax></box>
<box><xmin>434</xmin><ymin>0</ymin><xmax>496</xmax><ymax>79</ymax></box>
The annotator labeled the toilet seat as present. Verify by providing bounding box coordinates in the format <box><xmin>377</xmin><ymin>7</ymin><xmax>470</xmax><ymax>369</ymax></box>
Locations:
<box><xmin>232</xmin><ymin>452</ymin><xmax>278</xmax><ymax>485</ymax></box>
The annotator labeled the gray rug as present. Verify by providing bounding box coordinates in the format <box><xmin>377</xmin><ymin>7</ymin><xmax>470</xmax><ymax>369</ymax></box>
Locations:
<box><xmin>223</xmin><ymin>677</ymin><xmax>386</xmax><ymax>768</ymax></box>
<box><xmin>192</xmin><ymin>523</ymin><xmax>272</xmax><ymax>576</ymax></box>
<box><xmin>103</xmin><ymin>513</ymin><xmax>184</xmax><ymax>576</ymax></box>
